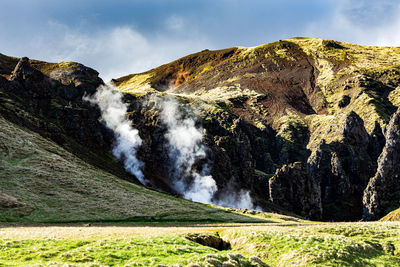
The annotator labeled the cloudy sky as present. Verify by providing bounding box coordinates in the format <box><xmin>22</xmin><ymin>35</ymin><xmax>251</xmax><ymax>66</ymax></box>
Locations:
<box><xmin>1</xmin><ymin>0</ymin><xmax>399</xmax><ymax>80</ymax></box>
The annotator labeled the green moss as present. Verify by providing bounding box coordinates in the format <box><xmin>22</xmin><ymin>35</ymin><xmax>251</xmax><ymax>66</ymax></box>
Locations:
<box><xmin>276</xmin><ymin>110</ymin><xmax>307</xmax><ymax>143</ymax></box>
<box><xmin>254</xmin><ymin>119</ymin><xmax>267</xmax><ymax>129</ymax></box>
<box><xmin>305</xmin><ymin>114</ymin><xmax>343</xmax><ymax>150</ymax></box>
<box><xmin>117</xmin><ymin>73</ymin><xmax>155</xmax><ymax>94</ymax></box>
<box><xmin>389</xmin><ymin>86</ymin><xmax>400</xmax><ymax>107</ymax></box>
<box><xmin>57</xmin><ymin>62</ymin><xmax>80</xmax><ymax>69</ymax></box>
<box><xmin>35</xmin><ymin>62</ymin><xmax>81</xmax><ymax>76</ymax></box>
<box><xmin>199</xmin><ymin>65</ymin><xmax>214</xmax><ymax>76</ymax></box>
<box><xmin>351</xmin><ymin>91</ymin><xmax>391</xmax><ymax>132</ymax></box>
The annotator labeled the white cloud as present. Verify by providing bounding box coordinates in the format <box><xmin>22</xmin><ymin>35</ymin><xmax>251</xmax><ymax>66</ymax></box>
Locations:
<box><xmin>3</xmin><ymin>21</ymin><xmax>212</xmax><ymax>81</ymax></box>
<box><xmin>3</xmin><ymin>0</ymin><xmax>400</xmax><ymax>82</ymax></box>
<box><xmin>305</xmin><ymin>0</ymin><xmax>400</xmax><ymax>46</ymax></box>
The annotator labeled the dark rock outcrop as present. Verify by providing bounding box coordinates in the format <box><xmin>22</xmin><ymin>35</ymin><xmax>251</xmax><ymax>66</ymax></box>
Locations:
<box><xmin>363</xmin><ymin>109</ymin><xmax>400</xmax><ymax>220</ymax></box>
<box><xmin>269</xmin><ymin>162</ymin><xmax>320</xmax><ymax>218</ymax></box>
<box><xmin>269</xmin><ymin>112</ymin><xmax>376</xmax><ymax>220</ymax></box>
<box><xmin>307</xmin><ymin>112</ymin><xmax>374</xmax><ymax>221</ymax></box>
<box><xmin>122</xmin><ymin>97</ymin><xmax>277</xmax><ymax>204</ymax></box>
<box><xmin>184</xmin><ymin>233</ymin><xmax>231</xmax><ymax>250</ymax></box>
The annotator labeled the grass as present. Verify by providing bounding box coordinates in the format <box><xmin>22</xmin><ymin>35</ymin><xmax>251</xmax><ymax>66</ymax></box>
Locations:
<box><xmin>389</xmin><ymin>86</ymin><xmax>400</xmax><ymax>107</ymax></box>
<box><xmin>0</xmin><ymin>222</ymin><xmax>399</xmax><ymax>266</ymax></box>
<box><xmin>0</xmin><ymin>231</ymin><xmax>227</xmax><ymax>266</ymax></box>
<box><xmin>0</xmin><ymin>115</ymin><xmax>276</xmax><ymax>224</ymax></box>
<box><xmin>381</xmin><ymin>208</ymin><xmax>400</xmax><ymax>222</ymax></box>
<box><xmin>221</xmin><ymin>222</ymin><xmax>400</xmax><ymax>266</ymax></box>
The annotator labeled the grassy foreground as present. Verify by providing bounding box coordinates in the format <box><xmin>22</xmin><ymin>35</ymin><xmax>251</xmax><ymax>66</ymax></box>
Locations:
<box><xmin>0</xmin><ymin>222</ymin><xmax>399</xmax><ymax>266</ymax></box>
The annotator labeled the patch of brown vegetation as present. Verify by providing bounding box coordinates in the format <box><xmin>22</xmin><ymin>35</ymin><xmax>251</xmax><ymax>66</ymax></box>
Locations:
<box><xmin>114</xmin><ymin>47</ymin><xmax>239</xmax><ymax>91</ymax></box>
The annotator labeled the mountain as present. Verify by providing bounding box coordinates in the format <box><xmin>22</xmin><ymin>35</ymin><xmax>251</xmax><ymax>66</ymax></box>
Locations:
<box><xmin>1</xmin><ymin>37</ymin><xmax>400</xmax><ymax>222</ymax></box>
<box><xmin>0</xmin><ymin>55</ymin><xmax>270</xmax><ymax>223</ymax></box>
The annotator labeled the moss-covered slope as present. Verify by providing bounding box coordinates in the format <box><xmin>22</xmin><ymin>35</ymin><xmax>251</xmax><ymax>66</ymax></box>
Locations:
<box><xmin>114</xmin><ymin>38</ymin><xmax>400</xmax><ymax>221</ymax></box>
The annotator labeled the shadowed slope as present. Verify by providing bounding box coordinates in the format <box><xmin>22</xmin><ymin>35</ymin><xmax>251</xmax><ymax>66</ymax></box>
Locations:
<box><xmin>0</xmin><ymin>115</ymin><xmax>268</xmax><ymax>223</ymax></box>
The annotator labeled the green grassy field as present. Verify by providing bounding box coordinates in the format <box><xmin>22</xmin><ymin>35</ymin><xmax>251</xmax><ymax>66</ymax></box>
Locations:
<box><xmin>0</xmin><ymin>222</ymin><xmax>399</xmax><ymax>266</ymax></box>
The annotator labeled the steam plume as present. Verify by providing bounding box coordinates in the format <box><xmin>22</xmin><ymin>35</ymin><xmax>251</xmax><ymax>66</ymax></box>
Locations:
<box><xmin>216</xmin><ymin>185</ymin><xmax>257</xmax><ymax>210</ymax></box>
<box><xmin>159</xmin><ymin>98</ymin><xmax>217</xmax><ymax>203</ymax></box>
<box><xmin>84</xmin><ymin>84</ymin><xmax>147</xmax><ymax>185</ymax></box>
<box><xmin>84</xmin><ymin>87</ymin><xmax>257</xmax><ymax>209</ymax></box>
<box><xmin>158</xmin><ymin>97</ymin><xmax>257</xmax><ymax>210</ymax></box>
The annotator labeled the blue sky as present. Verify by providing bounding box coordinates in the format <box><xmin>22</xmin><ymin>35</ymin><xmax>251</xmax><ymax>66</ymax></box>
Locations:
<box><xmin>1</xmin><ymin>0</ymin><xmax>399</xmax><ymax>80</ymax></box>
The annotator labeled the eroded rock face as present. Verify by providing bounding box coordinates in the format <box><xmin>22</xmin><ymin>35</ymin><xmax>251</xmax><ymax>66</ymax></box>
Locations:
<box><xmin>121</xmin><ymin>96</ymin><xmax>277</xmax><ymax>203</ymax></box>
<box><xmin>308</xmin><ymin>112</ymin><xmax>374</xmax><ymax>221</ymax></box>
<box><xmin>269</xmin><ymin>162</ymin><xmax>319</xmax><ymax>218</ymax></box>
<box><xmin>363</xmin><ymin>109</ymin><xmax>400</xmax><ymax>220</ymax></box>
<box><xmin>269</xmin><ymin>112</ymin><xmax>376</xmax><ymax>220</ymax></box>
<box><xmin>10</xmin><ymin>57</ymin><xmax>44</xmax><ymax>82</ymax></box>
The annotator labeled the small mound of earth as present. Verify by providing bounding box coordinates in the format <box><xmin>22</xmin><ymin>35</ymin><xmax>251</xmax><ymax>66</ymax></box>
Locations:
<box><xmin>184</xmin><ymin>232</ymin><xmax>231</xmax><ymax>250</ymax></box>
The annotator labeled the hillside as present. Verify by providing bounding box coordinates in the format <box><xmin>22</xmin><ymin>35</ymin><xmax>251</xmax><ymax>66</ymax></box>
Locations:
<box><xmin>1</xmin><ymin>113</ymin><xmax>277</xmax><ymax>223</ymax></box>
<box><xmin>115</xmin><ymin>38</ymin><xmax>400</xmax><ymax>131</ymax></box>
<box><xmin>113</xmin><ymin>38</ymin><xmax>400</xmax><ymax>221</ymax></box>
<box><xmin>1</xmin><ymin>38</ymin><xmax>400</xmax><ymax>223</ymax></box>
<box><xmin>0</xmin><ymin>55</ymin><xmax>277</xmax><ymax>224</ymax></box>
<box><xmin>381</xmin><ymin>208</ymin><xmax>400</xmax><ymax>222</ymax></box>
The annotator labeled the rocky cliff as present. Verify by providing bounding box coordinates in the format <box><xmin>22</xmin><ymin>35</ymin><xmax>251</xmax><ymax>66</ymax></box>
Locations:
<box><xmin>1</xmin><ymin>37</ymin><xmax>400</xmax><ymax>221</ymax></box>
<box><xmin>363</xmin><ymin>109</ymin><xmax>400</xmax><ymax>220</ymax></box>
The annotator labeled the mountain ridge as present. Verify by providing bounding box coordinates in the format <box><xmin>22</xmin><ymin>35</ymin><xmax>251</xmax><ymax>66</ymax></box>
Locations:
<box><xmin>112</xmin><ymin>37</ymin><xmax>400</xmax><ymax>221</ymax></box>
<box><xmin>1</xmin><ymin>37</ymin><xmax>400</xmax><ymax>221</ymax></box>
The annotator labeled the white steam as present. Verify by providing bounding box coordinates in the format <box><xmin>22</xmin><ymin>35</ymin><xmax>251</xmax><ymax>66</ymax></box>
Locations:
<box><xmin>83</xmin><ymin>84</ymin><xmax>147</xmax><ymax>185</ymax></box>
<box><xmin>160</xmin><ymin>99</ymin><xmax>217</xmax><ymax>204</ymax></box>
<box><xmin>216</xmin><ymin>186</ymin><xmax>257</xmax><ymax>210</ymax></box>
<box><xmin>158</xmin><ymin>98</ymin><xmax>257</xmax><ymax>210</ymax></box>
<box><xmin>83</xmin><ymin>87</ymin><xmax>257</xmax><ymax>210</ymax></box>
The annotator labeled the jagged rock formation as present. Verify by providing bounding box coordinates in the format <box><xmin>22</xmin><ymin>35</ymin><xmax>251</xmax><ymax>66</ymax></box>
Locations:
<box><xmin>363</xmin><ymin>109</ymin><xmax>400</xmax><ymax>220</ymax></box>
<box><xmin>307</xmin><ymin>112</ymin><xmax>375</xmax><ymax>220</ymax></box>
<box><xmin>2</xmin><ymin>37</ymin><xmax>400</xmax><ymax>221</ymax></box>
<box><xmin>268</xmin><ymin>162</ymin><xmax>319</xmax><ymax>218</ymax></box>
<box><xmin>269</xmin><ymin>112</ymin><xmax>376</xmax><ymax>220</ymax></box>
